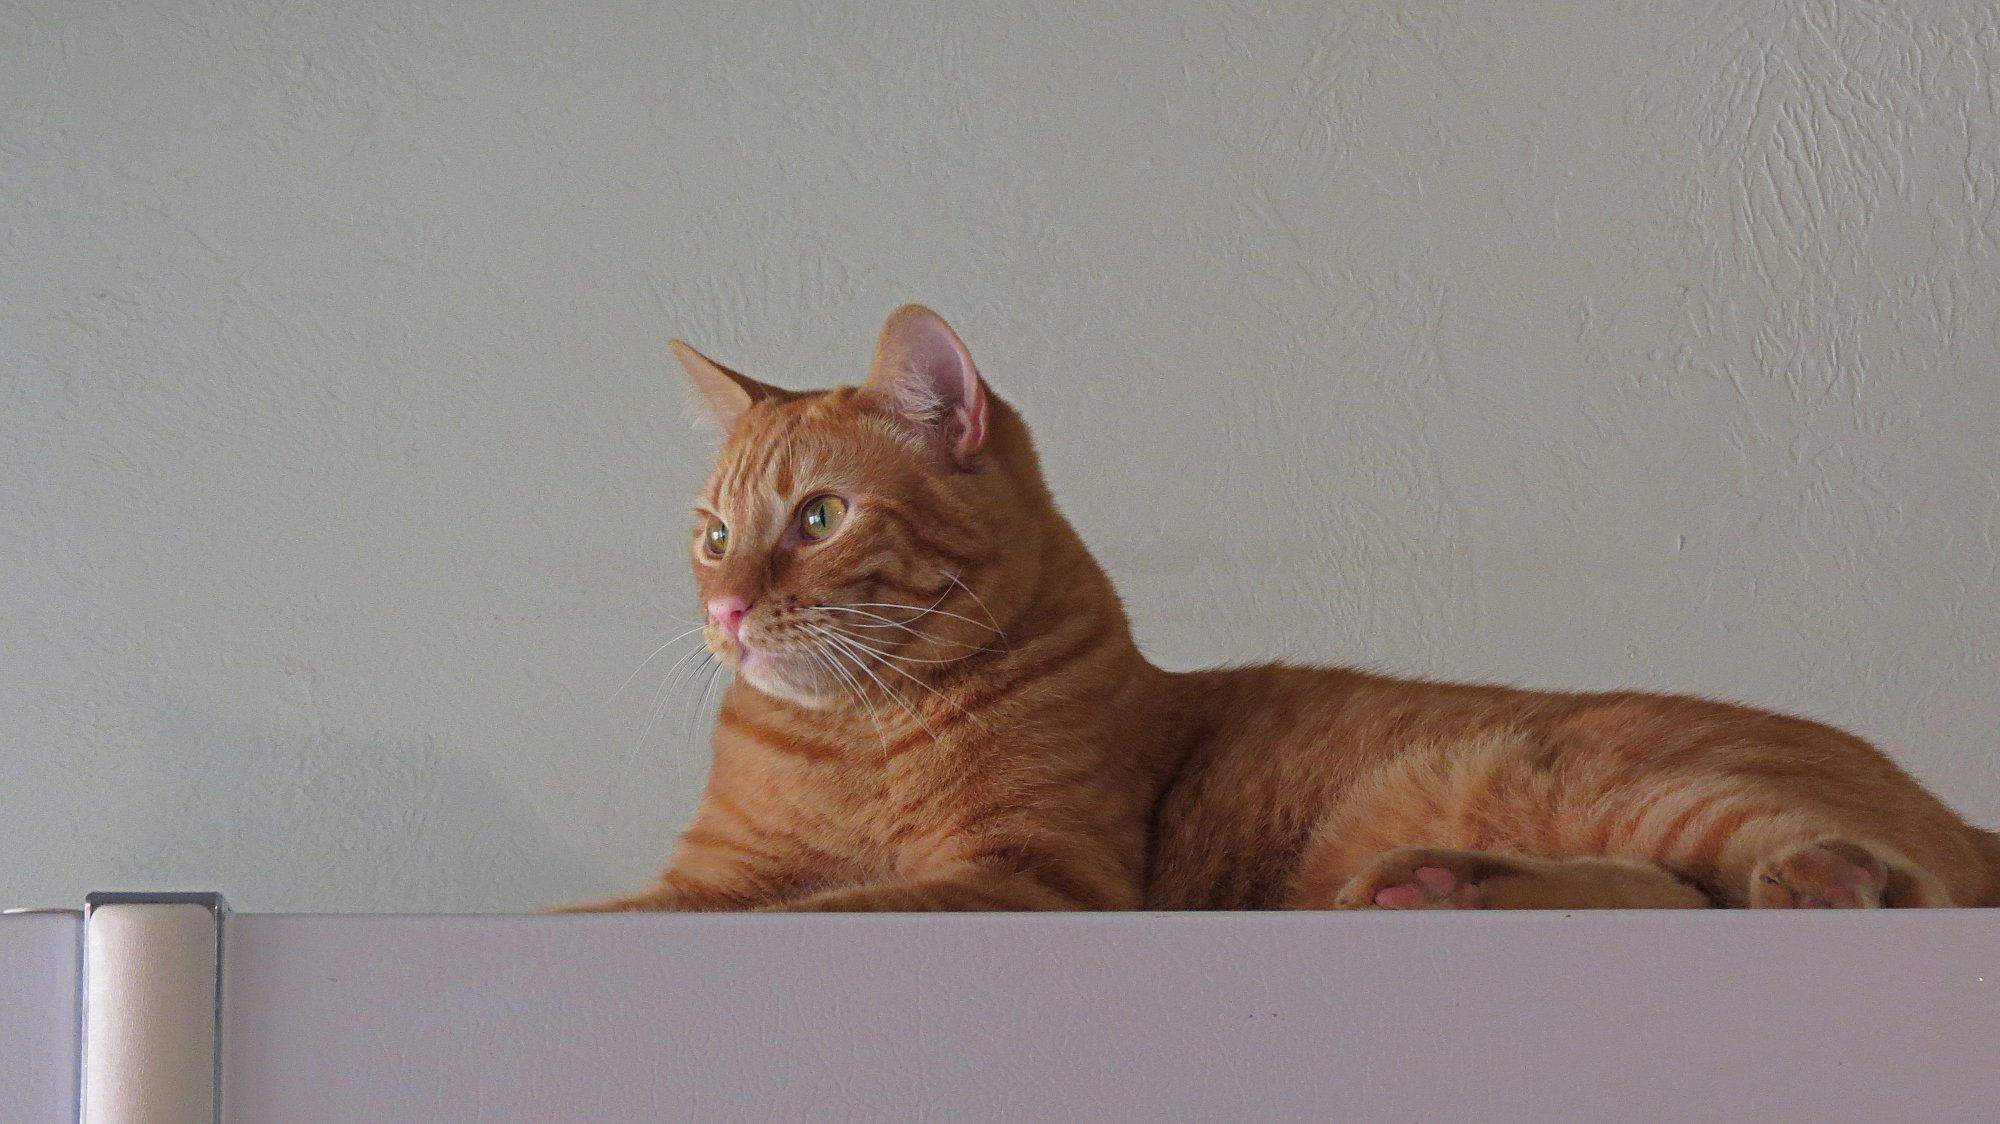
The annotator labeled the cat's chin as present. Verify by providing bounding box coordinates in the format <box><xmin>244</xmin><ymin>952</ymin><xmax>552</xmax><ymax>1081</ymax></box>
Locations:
<box><xmin>737</xmin><ymin>651</ymin><xmax>844</xmax><ymax>711</ymax></box>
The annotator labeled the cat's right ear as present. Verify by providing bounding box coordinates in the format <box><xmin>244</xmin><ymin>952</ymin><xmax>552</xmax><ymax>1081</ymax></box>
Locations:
<box><xmin>670</xmin><ymin>340</ymin><xmax>777</xmax><ymax>432</ymax></box>
<box><xmin>864</xmin><ymin>305</ymin><xmax>988</xmax><ymax>467</ymax></box>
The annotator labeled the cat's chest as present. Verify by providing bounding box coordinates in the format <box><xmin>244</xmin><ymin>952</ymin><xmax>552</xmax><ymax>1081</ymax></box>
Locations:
<box><xmin>783</xmin><ymin>748</ymin><xmax>984</xmax><ymax>867</ymax></box>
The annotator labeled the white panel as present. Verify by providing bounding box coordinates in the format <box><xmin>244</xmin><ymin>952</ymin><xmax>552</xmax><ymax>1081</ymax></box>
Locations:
<box><xmin>222</xmin><ymin>912</ymin><xmax>2000</xmax><ymax>1123</ymax></box>
<box><xmin>84</xmin><ymin>903</ymin><xmax>219</xmax><ymax>1124</ymax></box>
<box><xmin>0</xmin><ymin>912</ymin><xmax>82</xmax><ymax>1124</ymax></box>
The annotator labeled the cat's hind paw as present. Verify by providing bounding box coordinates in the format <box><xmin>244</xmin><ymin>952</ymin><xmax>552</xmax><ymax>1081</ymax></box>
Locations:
<box><xmin>1749</xmin><ymin>837</ymin><xmax>1888</xmax><ymax>908</ymax></box>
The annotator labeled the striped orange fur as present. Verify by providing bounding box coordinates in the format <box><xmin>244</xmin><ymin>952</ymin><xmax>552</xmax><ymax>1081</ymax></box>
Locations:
<box><xmin>564</xmin><ymin>307</ymin><xmax>2000</xmax><ymax>914</ymax></box>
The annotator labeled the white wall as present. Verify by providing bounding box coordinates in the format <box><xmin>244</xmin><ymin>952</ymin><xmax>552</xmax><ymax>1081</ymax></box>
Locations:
<box><xmin>4</xmin><ymin>0</ymin><xmax>1996</xmax><ymax>912</ymax></box>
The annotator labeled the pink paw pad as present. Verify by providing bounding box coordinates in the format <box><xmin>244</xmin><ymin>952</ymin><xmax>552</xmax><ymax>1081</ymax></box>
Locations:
<box><xmin>1372</xmin><ymin>884</ymin><xmax>1429</xmax><ymax>910</ymax></box>
<box><xmin>1412</xmin><ymin>866</ymin><xmax>1457</xmax><ymax>893</ymax></box>
<box><xmin>1372</xmin><ymin>865</ymin><xmax>1482</xmax><ymax>910</ymax></box>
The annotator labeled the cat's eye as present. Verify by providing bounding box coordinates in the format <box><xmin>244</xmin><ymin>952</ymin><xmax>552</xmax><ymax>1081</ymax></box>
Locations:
<box><xmin>799</xmin><ymin>494</ymin><xmax>848</xmax><ymax>541</ymax></box>
<box><xmin>702</xmin><ymin>516</ymin><xmax>728</xmax><ymax>557</ymax></box>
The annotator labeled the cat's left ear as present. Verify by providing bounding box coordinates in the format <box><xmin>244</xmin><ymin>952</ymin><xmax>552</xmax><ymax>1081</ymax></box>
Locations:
<box><xmin>865</xmin><ymin>305</ymin><xmax>988</xmax><ymax>467</ymax></box>
<box><xmin>670</xmin><ymin>340</ymin><xmax>780</xmax><ymax>432</ymax></box>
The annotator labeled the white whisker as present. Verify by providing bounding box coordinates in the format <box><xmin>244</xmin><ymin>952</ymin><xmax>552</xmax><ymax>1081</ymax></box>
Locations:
<box><xmin>815</xmin><ymin>624</ymin><xmax>990</xmax><ymax>734</ymax></box>
<box><xmin>689</xmin><ymin>656</ymin><xmax>727</xmax><ymax>736</ymax></box>
<box><xmin>942</xmin><ymin>570</ymin><xmax>1008</xmax><ymax>648</ymax></box>
<box><xmin>632</xmin><ymin>655</ymin><xmax>685</xmax><ymax>751</ymax></box>
<box><xmin>818</xmin><ymin>622</ymin><xmax>970</xmax><ymax>664</ymax></box>
<box><xmin>804</xmin><ymin>640</ymin><xmax>897</xmax><ymax>764</ymax></box>
<box><xmin>657</xmin><ymin>647</ymin><xmax>714</xmax><ymax>732</ymax></box>
<box><xmin>804</xmin><ymin>646</ymin><xmax>860</xmax><ymax>712</ymax></box>
<box><xmin>619</xmin><ymin>643</ymin><xmax>713</xmax><ymax>788</ymax></box>
<box><xmin>817</xmin><ymin>605</ymin><xmax>991</xmax><ymax>651</ymax></box>
<box><xmin>806</xmin><ymin>624</ymin><xmax>939</xmax><ymax>745</ymax></box>
<box><xmin>801</xmin><ymin>639</ymin><xmax>864</xmax><ymax>713</ymax></box>
<box><xmin>846</xmin><ymin>601</ymin><xmax>998</xmax><ymax>634</ymax></box>
<box><xmin>612</xmin><ymin>625</ymin><xmax>708</xmax><ymax>700</ymax></box>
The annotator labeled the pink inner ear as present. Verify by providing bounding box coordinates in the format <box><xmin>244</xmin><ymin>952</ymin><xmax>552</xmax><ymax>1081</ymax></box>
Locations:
<box><xmin>870</xmin><ymin>307</ymin><xmax>988</xmax><ymax>463</ymax></box>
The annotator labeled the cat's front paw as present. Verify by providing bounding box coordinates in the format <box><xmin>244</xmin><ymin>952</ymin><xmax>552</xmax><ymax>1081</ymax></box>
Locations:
<box><xmin>1333</xmin><ymin>847</ymin><xmax>1493</xmax><ymax>910</ymax></box>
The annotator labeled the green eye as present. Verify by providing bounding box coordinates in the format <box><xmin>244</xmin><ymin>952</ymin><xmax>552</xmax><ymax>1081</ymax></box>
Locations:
<box><xmin>702</xmin><ymin>516</ymin><xmax>728</xmax><ymax>557</ymax></box>
<box><xmin>800</xmin><ymin>495</ymin><xmax>848</xmax><ymax>540</ymax></box>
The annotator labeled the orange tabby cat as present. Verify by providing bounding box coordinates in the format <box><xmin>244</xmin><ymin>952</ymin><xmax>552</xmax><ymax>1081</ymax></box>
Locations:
<box><xmin>568</xmin><ymin>306</ymin><xmax>2000</xmax><ymax>913</ymax></box>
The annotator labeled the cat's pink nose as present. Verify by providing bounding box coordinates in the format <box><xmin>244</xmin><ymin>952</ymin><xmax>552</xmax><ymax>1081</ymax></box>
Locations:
<box><xmin>707</xmin><ymin>595</ymin><xmax>752</xmax><ymax>640</ymax></box>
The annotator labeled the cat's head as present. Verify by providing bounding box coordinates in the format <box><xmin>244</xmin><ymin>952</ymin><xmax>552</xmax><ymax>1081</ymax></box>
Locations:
<box><xmin>673</xmin><ymin>306</ymin><xmax>1040</xmax><ymax>709</ymax></box>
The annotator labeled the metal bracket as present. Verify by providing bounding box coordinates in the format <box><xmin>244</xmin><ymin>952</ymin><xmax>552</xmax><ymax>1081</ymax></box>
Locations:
<box><xmin>81</xmin><ymin>892</ymin><xmax>229</xmax><ymax>1124</ymax></box>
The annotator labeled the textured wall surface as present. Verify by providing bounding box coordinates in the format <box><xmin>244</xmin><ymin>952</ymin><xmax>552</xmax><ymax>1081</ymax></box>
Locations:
<box><xmin>3</xmin><ymin>1</ymin><xmax>1996</xmax><ymax>912</ymax></box>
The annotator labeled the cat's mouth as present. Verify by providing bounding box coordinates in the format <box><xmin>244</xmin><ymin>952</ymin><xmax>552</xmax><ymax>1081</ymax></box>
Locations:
<box><xmin>716</xmin><ymin>610</ymin><xmax>953</xmax><ymax>711</ymax></box>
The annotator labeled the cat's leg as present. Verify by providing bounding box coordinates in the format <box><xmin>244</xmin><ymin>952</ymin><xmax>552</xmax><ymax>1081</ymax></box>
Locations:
<box><xmin>1318</xmin><ymin>847</ymin><xmax>1713</xmax><ymax>911</ymax></box>
<box><xmin>764</xmin><ymin>845</ymin><xmax>1139</xmax><ymax>912</ymax></box>
<box><xmin>1625</xmin><ymin>801</ymin><xmax>1958</xmax><ymax>907</ymax></box>
<box><xmin>546</xmin><ymin>873</ymin><xmax>764</xmax><ymax>913</ymax></box>
<box><xmin>759</xmin><ymin>875</ymin><xmax>1075</xmax><ymax>912</ymax></box>
<box><xmin>1609</xmin><ymin>798</ymin><xmax>1959</xmax><ymax>907</ymax></box>
<box><xmin>548</xmin><ymin>833</ymin><xmax>846</xmax><ymax>912</ymax></box>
